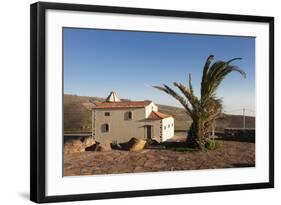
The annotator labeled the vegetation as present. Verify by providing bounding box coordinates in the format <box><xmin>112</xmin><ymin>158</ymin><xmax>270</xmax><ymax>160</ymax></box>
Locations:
<box><xmin>64</xmin><ymin>95</ymin><xmax>93</xmax><ymax>132</ymax></box>
<box><xmin>205</xmin><ymin>139</ymin><xmax>221</xmax><ymax>150</ymax></box>
<box><xmin>154</xmin><ymin>55</ymin><xmax>246</xmax><ymax>150</ymax></box>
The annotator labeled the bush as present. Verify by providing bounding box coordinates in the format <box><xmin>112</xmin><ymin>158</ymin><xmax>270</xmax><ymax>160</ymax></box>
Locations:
<box><xmin>205</xmin><ymin>139</ymin><xmax>221</xmax><ymax>150</ymax></box>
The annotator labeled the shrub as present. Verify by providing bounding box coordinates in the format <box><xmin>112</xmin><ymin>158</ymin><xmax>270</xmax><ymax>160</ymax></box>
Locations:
<box><xmin>205</xmin><ymin>139</ymin><xmax>221</xmax><ymax>150</ymax></box>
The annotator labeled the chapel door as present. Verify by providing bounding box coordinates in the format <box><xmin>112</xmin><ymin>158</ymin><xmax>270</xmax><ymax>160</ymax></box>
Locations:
<box><xmin>146</xmin><ymin>126</ymin><xmax>152</xmax><ymax>139</ymax></box>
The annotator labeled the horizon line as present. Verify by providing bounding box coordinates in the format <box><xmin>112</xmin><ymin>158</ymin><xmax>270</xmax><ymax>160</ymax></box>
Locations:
<box><xmin>64</xmin><ymin>93</ymin><xmax>255</xmax><ymax>117</ymax></box>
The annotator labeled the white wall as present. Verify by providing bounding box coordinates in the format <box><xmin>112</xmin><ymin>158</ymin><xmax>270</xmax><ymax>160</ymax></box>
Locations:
<box><xmin>94</xmin><ymin>108</ymin><xmax>147</xmax><ymax>143</ymax></box>
<box><xmin>0</xmin><ymin>0</ymin><xmax>280</xmax><ymax>205</ymax></box>
<box><xmin>145</xmin><ymin>102</ymin><xmax>158</xmax><ymax>118</ymax></box>
<box><xmin>162</xmin><ymin>117</ymin><xmax>175</xmax><ymax>141</ymax></box>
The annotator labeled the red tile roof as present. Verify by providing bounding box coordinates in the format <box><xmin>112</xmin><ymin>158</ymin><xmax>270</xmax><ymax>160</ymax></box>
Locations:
<box><xmin>93</xmin><ymin>101</ymin><xmax>152</xmax><ymax>109</ymax></box>
<box><xmin>148</xmin><ymin>111</ymin><xmax>173</xmax><ymax>120</ymax></box>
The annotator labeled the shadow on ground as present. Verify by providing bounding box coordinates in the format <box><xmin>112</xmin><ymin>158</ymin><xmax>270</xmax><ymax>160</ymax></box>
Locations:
<box><xmin>18</xmin><ymin>192</ymin><xmax>29</xmax><ymax>200</ymax></box>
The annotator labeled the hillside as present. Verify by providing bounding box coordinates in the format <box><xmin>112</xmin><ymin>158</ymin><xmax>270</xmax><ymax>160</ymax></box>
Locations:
<box><xmin>64</xmin><ymin>94</ymin><xmax>255</xmax><ymax>133</ymax></box>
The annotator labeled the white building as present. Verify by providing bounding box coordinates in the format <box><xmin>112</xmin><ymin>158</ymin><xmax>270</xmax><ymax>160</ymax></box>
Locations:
<box><xmin>89</xmin><ymin>91</ymin><xmax>174</xmax><ymax>143</ymax></box>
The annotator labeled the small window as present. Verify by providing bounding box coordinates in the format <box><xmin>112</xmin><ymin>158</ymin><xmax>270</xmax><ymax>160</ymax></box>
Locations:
<box><xmin>102</xmin><ymin>123</ymin><xmax>109</xmax><ymax>132</ymax></box>
<box><xmin>105</xmin><ymin>112</ymin><xmax>110</xmax><ymax>116</ymax></box>
<box><xmin>105</xmin><ymin>124</ymin><xmax>109</xmax><ymax>132</ymax></box>
<box><xmin>125</xmin><ymin>111</ymin><xmax>133</xmax><ymax>120</ymax></box>
<box><xmin>128</xmin><ymin>111</ymin><xmax>132</xmax><ymax>119</ymax></box>
<box><xmin>164</xmin><ymin>126</ymin><xmax>166</xmax><ymax>130</ymax></box>
<box><xmin>168</xmin><ymin>124</ymin><xmax>170</xmax><ymax>128</ymax></box>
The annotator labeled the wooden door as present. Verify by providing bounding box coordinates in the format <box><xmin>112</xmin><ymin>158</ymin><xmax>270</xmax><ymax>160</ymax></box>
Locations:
<box><xmin>146</xmin><ymin>126</ymin><xmax>152</xmax><ymax>139</ymax></box>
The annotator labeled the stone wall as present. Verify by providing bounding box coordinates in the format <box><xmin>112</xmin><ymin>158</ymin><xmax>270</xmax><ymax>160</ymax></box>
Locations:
<box><xmin>219</xmin><ymin>128</ymin><xmax>255</xmax><ymax>142</ymax></box>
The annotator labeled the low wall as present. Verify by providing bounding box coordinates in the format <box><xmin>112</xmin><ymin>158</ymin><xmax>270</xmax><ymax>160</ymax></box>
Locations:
<box><xmin>217</xmin><ymin>128</ymin><xmax>255</xmax><ymax>142</ymax></box>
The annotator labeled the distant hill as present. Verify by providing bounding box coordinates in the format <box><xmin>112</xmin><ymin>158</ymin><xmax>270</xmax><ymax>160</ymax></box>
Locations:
<box><xmin>64</xmin><ymin>94</ymin><xmax>255</xmax><ymax>133</ymax></box>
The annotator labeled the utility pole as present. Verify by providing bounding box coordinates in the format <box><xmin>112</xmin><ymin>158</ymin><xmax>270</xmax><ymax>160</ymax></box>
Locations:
<box><xmin>91</xmin><ymin>109</ymin><xmax>95</xmax><ymax>137</ymax></box>
<box><xmin>243</xmin><ymin>108</ymin><xmax>246</xmax><ymax>129</ymax></box>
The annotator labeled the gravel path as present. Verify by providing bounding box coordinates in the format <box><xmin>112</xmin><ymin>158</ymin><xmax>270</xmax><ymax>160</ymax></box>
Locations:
<box><xmin>64</xmin><ymin>140</ymin><xmax>255</xmax><ymax>176</ymax></box>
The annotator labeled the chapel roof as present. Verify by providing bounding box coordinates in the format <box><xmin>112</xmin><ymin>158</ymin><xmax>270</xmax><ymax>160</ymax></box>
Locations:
<box><xmin>147</xmin><ymin>111</ymin><xmax>173</xmax><ymax>120</ymax></box>
<box><xmin>105</xmin><ymin>91</ymin><xmax>121</xmax><ymax>102</ymax></box>
<box><xmin>93</xmin><ymin>100</ymin><xmax>152</xmax><ymax>109</ymax></box>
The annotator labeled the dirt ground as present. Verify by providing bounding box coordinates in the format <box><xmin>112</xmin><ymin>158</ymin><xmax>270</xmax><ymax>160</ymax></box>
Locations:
<box><xmin>64</xmin><ymin>140</ymin><xmax>255</xmax><ymax>176</ymax></box>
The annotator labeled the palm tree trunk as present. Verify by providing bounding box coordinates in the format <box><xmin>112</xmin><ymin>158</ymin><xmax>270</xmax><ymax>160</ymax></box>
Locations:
<box><xmin>187</xmin><ymin>119</ymin><xmax>208</xmax><ymax>150</ymax></box>
<box><xmin>188</xmin><ymin>116</ymin><xmax>217</xmax><ymax>150</ymax></box>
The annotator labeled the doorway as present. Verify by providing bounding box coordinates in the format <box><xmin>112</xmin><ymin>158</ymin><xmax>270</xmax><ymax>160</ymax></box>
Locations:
<box><xmin>146</xmin><ymin>125</ymin><xmax>152</xmax><ymax>140</ymax></box>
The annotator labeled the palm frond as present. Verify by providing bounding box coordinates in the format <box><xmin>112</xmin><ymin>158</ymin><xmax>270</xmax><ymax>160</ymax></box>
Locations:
<box><xmin>173</xmin><ymin>82</ymin><xmax>199</xmax><ymax>110</ymax></box>
<box><xmin>226</xmin><ymin>57</ymin><xmax>242</xmax><ymax>64</ymax></box>
<box><xmin>153</xmin><ymin>85</ymin><xmax>192</xmax><ymax>114</ymax></box>
<box><xmin>201</xmin><ymin>55</ymin><xmax>214</xmax><ymax>85</ymax></box>
<box><xmin>189</xmin><ymin>73</ymin><xmax>194</xmax><ymax>96</ymax></box>
<box><xmin>201</xmin><ymin>57</ymin><xmax>245</xmax><ymax>99</ymax></box>
<box><xmin>201</xmin><ymin>61</ymin><xmax>226</xmax><ymax>101</ymax></box>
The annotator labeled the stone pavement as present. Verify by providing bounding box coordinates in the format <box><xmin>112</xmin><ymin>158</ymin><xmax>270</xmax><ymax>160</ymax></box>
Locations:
<box><xmin>64</xmin><ymin>140</ymin><xmax>255</xmax><ymax>176</ymax></box>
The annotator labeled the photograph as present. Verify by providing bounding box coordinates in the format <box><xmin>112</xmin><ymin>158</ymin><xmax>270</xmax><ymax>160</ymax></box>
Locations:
<box><xmin>29</xmin><ymin>2</ymin><xmax>274</xmax><ymax>202</ymax></box>
<box><xmin>63</xmin><ymin>28</ymin><xmax>256</xmax><ymax>176</ymax></box>
<box><xmin>0</xmin><ymin>0</ymin><xmax>278</xmax><ymax>203</ymax></box>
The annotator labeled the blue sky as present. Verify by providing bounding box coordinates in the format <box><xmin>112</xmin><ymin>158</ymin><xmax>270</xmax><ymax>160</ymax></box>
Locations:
<box><xmin>64</xmin><ymin>28</ymin><xmax>255</xmax><ymax>116</ymax></box>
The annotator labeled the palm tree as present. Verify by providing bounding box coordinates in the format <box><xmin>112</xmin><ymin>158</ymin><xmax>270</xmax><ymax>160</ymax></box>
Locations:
<box><xmin>154</xmin><ymin>55</ymin><xmax>246</xmax><ymax>150</ymax></box>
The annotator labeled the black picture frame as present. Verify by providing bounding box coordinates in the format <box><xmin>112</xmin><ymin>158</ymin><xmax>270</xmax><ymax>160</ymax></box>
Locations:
<box><xmin>30</xmin><ymin>1</ymin><xmax>274</xmax><ymax>203</ymax></box>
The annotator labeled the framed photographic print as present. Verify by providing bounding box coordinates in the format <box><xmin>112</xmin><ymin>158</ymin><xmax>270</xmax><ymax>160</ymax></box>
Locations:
<box><xmin>30</xmin><ymin>1</ymin><xmax>274</xmax><ymax>203</ymax></box>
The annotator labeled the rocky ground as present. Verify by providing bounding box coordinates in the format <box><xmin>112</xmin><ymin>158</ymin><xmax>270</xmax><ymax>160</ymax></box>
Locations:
<box><xmin>64</xmin><ymin>140</ymin><xmax>255</xmax><ymax>176</ymax></box>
